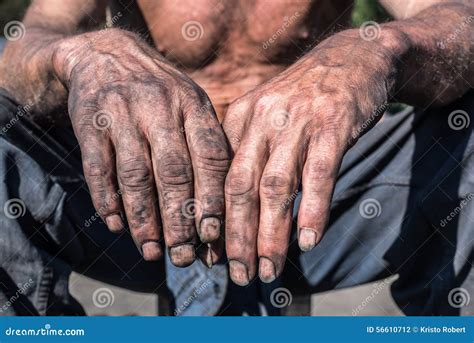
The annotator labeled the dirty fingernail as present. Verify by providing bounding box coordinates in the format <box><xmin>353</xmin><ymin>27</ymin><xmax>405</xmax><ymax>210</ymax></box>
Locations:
<box><xmin>170</xmin><ymin>244</ymin><xmax>196</xmax><ymax>267</ymax></box>
<box><xmin>142</xmin><ymin>241</ymin><xmax>162</xmax><ymax>261</ymax></box>
<box><xmin>299</xmin><ymin>228</ymin><xmax>317</xmax><ymax>252</ymax></box>
<box><xmin>229</xmin><ymin>260</ymin><xmax>249</xmax><ymax>286</ymax></box>
<box><xmin>105</xmin><ymin>214</ymin><xmax>124</xmax><ymax>233</ymax></box>
<box><xmin>199</xmin><ymin>217</ymin><xmax>221</xmax><ymax>243</ymax></box>
<box><xmin>259</xmin><ymin>257</ymin><xmax>276</xmax><ymax>283</ymax></box>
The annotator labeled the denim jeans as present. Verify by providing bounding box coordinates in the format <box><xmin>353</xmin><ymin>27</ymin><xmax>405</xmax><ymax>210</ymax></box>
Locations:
<box><xmin>0</xmin><ymin>87</ymin><xmax>473</xmax><ymax>316</ymax></box>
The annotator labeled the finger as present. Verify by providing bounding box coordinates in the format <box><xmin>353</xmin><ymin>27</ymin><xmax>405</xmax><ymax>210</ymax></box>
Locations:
<box><xmin>257</xmin><ymin>138</ymin><xmax>302</xmax><ymax>283</ymax></box>
<box><xmin>297</xmin><ymin>134</ymin><xmax>342</xmax><ymax>252</ymax></box>
<box><xmin>225</xmin><ymin>127</ymin><xmax>268</xmax><ymax>286</ymax></box>
<box><xmin>113</xmin><ymin>127</ymin><xmax>163</xmax><ymax>261</ymax></box>
<box><xmin>146</xmin><ymin>121</ymin><xmax>197</xmax><ymax>267</ymax></box>
<box><xmin>183</xmin><ymin>99</ymin><xmax>231</xmax><ymax>246</ymax></box>
<box><xmin>81</xmin><ymin>137</ymin><xmax>124</xmax><ymax>233</ymax></box>
<box><xmin>222</xmin><ymin>99</ymin><xmax>252</xmax><ymax>153</ymax></box>
<box><xmin>73</xmin><ymin>112</ymin><xmax>124</xmax><ymax>233</ymax></box>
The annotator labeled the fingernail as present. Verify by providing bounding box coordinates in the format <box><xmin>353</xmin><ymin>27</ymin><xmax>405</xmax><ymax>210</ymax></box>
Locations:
<box><xmin>299</xmin><ymin>228</ymin><xmax>318</xmax><ymax>252</ymax></box>
<box><xmin>142</xmin><ymin>241</ymin><xmax>162</xmax><ymax>261</ymax></box>
<box><xmin>105</xmin><ymin>214</ymin><xmax>124</xmax><ymax>233</ymax></box>
<box><xmin>229</xmin><ymin>260</ymin><xmax>249</xmax><ymax>286</ymax></box>
<box><xmin>259</xmin><ymin>257</ymin><xmax>276</xmax><ymax>283</ymax></box>
<box><xmin>170</xmin><ymin>244</ymin><xmax>196</xmax><ymax>267</ymax></box>
<box><xmin>199</xmin><ymin>217</ymin><xmax>221</xmax><ymax>243</ymax></box>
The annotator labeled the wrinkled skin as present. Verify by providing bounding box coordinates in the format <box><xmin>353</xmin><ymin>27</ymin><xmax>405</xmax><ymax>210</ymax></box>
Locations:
<box><xmin>53</xmin><ymin>29</ymin><xmax>231</xmax><ymax>266</ymax></box>
<box><xmin>221</xmin><ymin>1</ymin><xmax>474</xmax><ymax>285</ymax></box>
<box><xmin>222</xmin><ymin>29</ymin><xmax>398</xmax><ymax>284</ymax></box>
<box><xmin>0</xmin><ymin>0</ymin><xmax>472</xmax><ymax>284</ymax></box>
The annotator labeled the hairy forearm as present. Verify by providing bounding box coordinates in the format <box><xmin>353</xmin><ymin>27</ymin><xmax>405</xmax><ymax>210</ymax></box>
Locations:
<box><xmin>305</xmin><ymin>2</ymin><xmax>473</xmax><ymax>111</ymax></box>
<box><xmin>0</xmin><ymin>0</ymin><xmax>105</xmax><ymax>119</ymax></box>
<box><xmin>0</xmin><ymin>29</ymin><xmax>67</xmax><ymax>118</ymax></box>
<box><xmin>384</xmin><ymin>2</ymin><xmax>473</xmax><ymax>107</ymax></box>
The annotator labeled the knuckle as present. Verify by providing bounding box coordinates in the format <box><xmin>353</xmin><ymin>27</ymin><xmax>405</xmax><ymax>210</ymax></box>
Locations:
<box><xmin>118</xmin><ymin>158</ymin><xmax>153</xmax><ymax>192</ymax></box>
<box><xmin>195</xmin><ymin>154</ymin><xmax>230</xmax><ymax>174</ymax></box>
<box><xmin>158</xmin><ymin>153</ymin><xmax>193</xmax><ymax>187</ymax></box>
<box><xmin>226</xmin><ymin>98</ymin><xmax>250</xmax><ymax>117</ymax></box>
<box><xmin>84</xmin><ymin>162</ymin><xmax>107</xmax><ymax>180</ymax></box>
<box><xmin>190</xmin><ymin>129</ymin><xmax>231</xmax><ymax>173</ymax></box>
<box><xmin>225</xmin><ymin>170</ymin><xmax>257</xmax><ymax>203</ymax></box>
<box><xmin>252</xmin><ymin>95</ymin><xmax>279</xmax><ymax>116</ymax></box>
<box><xmin>253</xmin><ymin>99</ymin><xmax>269</xmax><ymax>115</ymax></box>
<box><xmin>260</xmin><ymin>172</ymin><xmax>293</xmax><ymax>199</ymax></box>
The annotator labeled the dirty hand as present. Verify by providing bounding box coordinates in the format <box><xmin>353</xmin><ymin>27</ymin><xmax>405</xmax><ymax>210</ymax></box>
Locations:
<box><xmin>223</xmin><ymin>29</ymin><xmax>400</xmax><ymax>285</ymax></box>
<box><xmin>53</xmin><ymin>29</ymin><xmax>230</xmax><ymax>266</ymax></box>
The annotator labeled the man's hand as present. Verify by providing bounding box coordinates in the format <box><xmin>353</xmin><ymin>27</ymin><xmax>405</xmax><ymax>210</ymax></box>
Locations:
<box><xmin>224</xmin><ymin>0</ymin><xmax>474</xmax><ymax>285</ymax></box>
<box><xmin>53</xmin><ymin>29</ymin><xmax>230</xmax><ymax>266</ymax></box>
<box><xmin>222</xmin><ymin>27</ymin><xmax>407</xmax><ymax>285</ymax></box>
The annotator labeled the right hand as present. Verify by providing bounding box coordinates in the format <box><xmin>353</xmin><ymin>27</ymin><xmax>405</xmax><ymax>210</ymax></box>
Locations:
<box><xmin>52</xmin><ymin>29</ymin><xmax>230</xmax><ymax>267</ymax></box>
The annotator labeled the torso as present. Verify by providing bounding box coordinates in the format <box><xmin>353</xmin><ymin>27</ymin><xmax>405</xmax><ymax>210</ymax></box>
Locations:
<box><xmin>115</xmin><ymin>0</ymin><xmax>352</xmax><ymax>119</ymax></box>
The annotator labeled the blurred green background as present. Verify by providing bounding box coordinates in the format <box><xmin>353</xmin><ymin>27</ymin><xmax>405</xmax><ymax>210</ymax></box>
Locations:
<box><xmin>1</xmin><ymin>0</ymin><xmax>389</xmax><ymax>36</ymax></box>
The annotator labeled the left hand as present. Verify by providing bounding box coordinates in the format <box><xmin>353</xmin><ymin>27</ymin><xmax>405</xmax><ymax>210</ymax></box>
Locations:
<box><xmin>223</xmin><ymin>29</ymin><xmax>399</xmax><ymax>285</ymax></box>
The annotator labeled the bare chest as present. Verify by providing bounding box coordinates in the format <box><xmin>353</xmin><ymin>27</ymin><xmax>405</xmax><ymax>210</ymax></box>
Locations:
<box><xmin>136</xmin><ymin>0</ymin><xmax>350</xmax><ymax>68</ymax></box>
